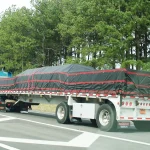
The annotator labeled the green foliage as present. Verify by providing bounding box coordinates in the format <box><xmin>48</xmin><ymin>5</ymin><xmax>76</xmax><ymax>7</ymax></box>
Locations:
<box><xmin>0</xmin><ymin>6</ymin><xmax>37</xmax><ymax>74</ymax></box>
<box><xmin>0</xmin><ymin>0</ymin><xmax>150</xmax><ymax>74</ymax></box>
<box><xmin>143</xmin><ymin>62</ymin><xmax>150</xmax><ymax>71</ymax></box>
<box><xmin>58</xmin><ymin>0</ymin><xmax>150</xmax><ymax>70</ymax></box>
<box><xmin>121</xmin><ymin>60</ymin><xmax>144</xmax><ymax>69</ymax></box>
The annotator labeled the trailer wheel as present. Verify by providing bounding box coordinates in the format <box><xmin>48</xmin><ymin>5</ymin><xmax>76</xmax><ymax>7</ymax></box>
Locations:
<box><xmin>133</xmin><ymin>121</ymin><xmax>150</xmax><ymax>131</ymax></box>
<box><xmin>96</xmin><ymin>104</ymin><xmax>117</xmax><ymax>132</ymax></box>
<box><xmin>56</xmin><ymin>102</ymin><xmax>70</xmax><ymax>124</ymax></box>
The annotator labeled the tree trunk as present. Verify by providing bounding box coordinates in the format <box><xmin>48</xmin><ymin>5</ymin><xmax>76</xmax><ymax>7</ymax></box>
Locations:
<box><xmin>144</xmin><ymin>31</ymin><xmax>148</xmax><ymax>62</ymax></box>
<box><xmin>42</xmin><ymin>35</ymin><xmax>45</xmax><ymax>66</ymax></box>
<box><xmin>135</xmin><ymin>30</ymin><xmax>140</xmax><ymax>70</ymax></box>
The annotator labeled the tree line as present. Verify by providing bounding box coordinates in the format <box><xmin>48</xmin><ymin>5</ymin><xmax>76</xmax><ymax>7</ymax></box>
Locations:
<box><xmin>0</xmin><ymin>0</ymin><xmax>150</xmax><ymax>75</ymax></box>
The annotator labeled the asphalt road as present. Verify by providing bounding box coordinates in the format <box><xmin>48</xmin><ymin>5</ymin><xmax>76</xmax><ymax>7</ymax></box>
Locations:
<box><xmin>0</xmin><ymin>111</ymin><xmax>150</xmax><ymax>150</ymax></box>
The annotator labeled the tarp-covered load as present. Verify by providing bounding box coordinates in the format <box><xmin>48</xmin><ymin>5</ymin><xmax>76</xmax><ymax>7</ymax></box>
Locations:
<box><xmin>0</xmin><ymin>64</ymin><xmax>149</xmax><ymax>97</ymax></box>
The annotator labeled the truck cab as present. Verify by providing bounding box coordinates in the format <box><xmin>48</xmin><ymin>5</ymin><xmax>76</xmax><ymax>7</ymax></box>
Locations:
<box><xmin>0</xmin><ymin>70</ymin><xmax>12</xmax><ymax>111</ymax></box>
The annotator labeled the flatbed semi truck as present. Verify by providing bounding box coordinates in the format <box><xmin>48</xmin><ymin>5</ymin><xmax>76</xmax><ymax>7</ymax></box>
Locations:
<box><xmin>0</xmin><ymin>64</ymin><xmax>150</xmax><ymax>132</ymax></box>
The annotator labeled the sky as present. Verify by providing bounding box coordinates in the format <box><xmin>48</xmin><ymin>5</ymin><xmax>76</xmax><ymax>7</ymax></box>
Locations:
<box><xmin>0</xmin><ymin>0</ymin><xmax>31</xmax><ymax>13</ymax></box>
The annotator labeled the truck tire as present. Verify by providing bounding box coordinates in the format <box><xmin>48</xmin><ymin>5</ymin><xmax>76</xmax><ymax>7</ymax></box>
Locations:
<box><xmin>56</xmin><ymin>102</ymin><xmax>70</xmax><ymax>124</ymax></box>
<box><xmin>133</xmin><ymin>121</ymin><xmax>150</xmax><ymax>131</ymax></box>
<box><xmin>96</xmin><ymin>104</ymin><xmax>117</xmax><ymax>132</ymax></box>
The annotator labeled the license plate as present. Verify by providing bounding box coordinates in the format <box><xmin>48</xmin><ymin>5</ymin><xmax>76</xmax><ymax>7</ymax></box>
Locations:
<box><xmin>140</xmin><ymin>109</ymin><xmax>146</xmax><ymax>114</ymax></box>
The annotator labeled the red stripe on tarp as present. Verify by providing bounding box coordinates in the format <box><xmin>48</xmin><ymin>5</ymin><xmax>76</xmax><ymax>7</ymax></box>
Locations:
<box><xmin>8</xmin><ymin>88</ymin><xmax>111</xmax><ymax>92</ymax></box>
<box><xmin>13</xmin><ymin>80</ymin><xmax>126</xmax><ymax>85</ymax></box>
<box><xmin>64</xmin><ymin>69</ymin><xmax>127</xmax><ymax>76</ymax></box>
<box><xmin>127</xmin><ymin>71</ymin><xmax>150</xmax><ymax>77</ymax></box>
<box><xmin>0</xmin><ymin>84</ymin><xmax>14</xmax><ymax>86</ymax></box>
<box><xmin>135</xmin><ymin>85</ymin><xmax>150</xmax><ymax>88</ymax></box>
<box><xmin>30</xmin><ymin>79</ymin><xmax>126</xmax><ymax>85</ymax></box>
<box><xmin>127</xmin><ymin>82</ymin><xmax>133</xmax><ymax>84</ymax></box>
<box><xmin>127</xmin><ymin>82</ymin><xmax>150</xmax><ymax>88</ymax></box>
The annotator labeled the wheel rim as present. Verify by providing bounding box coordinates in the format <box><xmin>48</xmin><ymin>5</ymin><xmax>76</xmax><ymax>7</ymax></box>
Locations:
<box><xmin>57</xmin><ymin>106</ymin><xmax>65</xmax><ymax>120</ymax></box>
<box><xmin>99</xmin><ymin>109</ymin><xmax>110</xmax><ymax>126</ymax></box>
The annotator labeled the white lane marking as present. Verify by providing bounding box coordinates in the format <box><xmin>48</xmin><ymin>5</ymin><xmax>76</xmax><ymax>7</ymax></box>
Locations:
<box><xmin>13</xmin><ymin>117</ymin><xmax>150</xmax><ymax>146</ymax></box>
<box><xmin>68</xmin><ymin>132</ymin><xmax>100</xmax><ymax>147</ymax></box>
<box><xmin>0</xmin><ymin>137</ymin><xmax>69</xmax><ymax>146</ymax></box>
<box><xmin>0</xmin><ymin>114</ymin><xmax>83</xmax><ymax>133</ymax></box>
<box><xmin>18</xmin><ymin>118</ymin><xmax>84</xmax><ymax>133</ymax></box>
<box><xmin>1</xmin><ymin>114</ymin><xmax>150</xmax><ymax>147</ymax></box>
<box><xmin>0</xmin><ymin>143</ymin><xmax>20</xmax><ymax>150</ymax></box>
<box><xmin>0</xmin><ymin>133</ymin><xmax>98</xmax><ymax>148</ymax></box>
<box><xmin>99</xmin><ymin>134</ymin><xmax>150</xmax><ymax>146</ymax></box>
<box><xmin>0</xmin><ymin>117</ymin><xmax>16</xmax><ymax>122</ymax></box>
